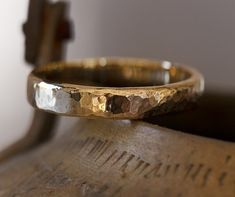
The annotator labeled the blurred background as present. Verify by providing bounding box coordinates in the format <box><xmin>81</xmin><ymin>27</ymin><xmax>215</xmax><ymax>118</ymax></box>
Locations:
<box><xmin>0</xmin><ymin>0</ymin><xmax>235</xmax><ymax>150</ymax></box>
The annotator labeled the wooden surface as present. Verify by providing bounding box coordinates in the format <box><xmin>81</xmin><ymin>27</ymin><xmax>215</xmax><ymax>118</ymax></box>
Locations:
<box><xmin>0</xmin><ymin>115</ymin><xmax>234</xmax><ymax>196</ymax></box>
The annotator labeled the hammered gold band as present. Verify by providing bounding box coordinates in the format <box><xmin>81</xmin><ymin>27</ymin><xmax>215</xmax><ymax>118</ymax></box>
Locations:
<box><xmin>27</xmin><ymin>57</ymin><xmax>204</xmax><ymax>119</ymax></box>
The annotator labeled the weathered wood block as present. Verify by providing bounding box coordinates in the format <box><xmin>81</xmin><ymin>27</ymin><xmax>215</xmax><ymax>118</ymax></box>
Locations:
<box><xmin>0</xmin><ymin>92</ymin><xmax>234</xmax><ymax>197</ymax></box>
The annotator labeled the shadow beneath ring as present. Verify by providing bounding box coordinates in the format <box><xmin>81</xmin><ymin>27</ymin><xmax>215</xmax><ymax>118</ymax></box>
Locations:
<box><xmin>146</xmin><ymin>90</ymin><xmax>235</xmax><ymax>142</ymax></box>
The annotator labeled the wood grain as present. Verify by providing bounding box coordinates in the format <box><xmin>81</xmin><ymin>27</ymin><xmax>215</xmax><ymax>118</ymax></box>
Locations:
<box><xmin>0</xmin><ymin>119</ymin><xmax>234</xmax><ymax>197</ymax></box>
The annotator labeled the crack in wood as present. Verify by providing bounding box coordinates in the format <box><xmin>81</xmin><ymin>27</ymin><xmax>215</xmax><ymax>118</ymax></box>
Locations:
<box><xmin>112</xmin><ymin>151</ymin><xmax>127</xmax><ymax>167</ymax></box>
<box><xmin>95</xmin><ymin>141</ymin><xmax>113</xmax><ymax>162</ymax></box>
<box><xmin>100</xmin><ymin>150</ymin><xmax>118</xmax><ymax>167</ymax></box>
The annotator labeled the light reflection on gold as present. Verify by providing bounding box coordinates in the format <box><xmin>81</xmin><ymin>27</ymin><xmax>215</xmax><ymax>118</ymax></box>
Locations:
<box><xmin>28</xmin><ymin>57</ymin><xmax>204</xmax><ymax>119</ymax></box>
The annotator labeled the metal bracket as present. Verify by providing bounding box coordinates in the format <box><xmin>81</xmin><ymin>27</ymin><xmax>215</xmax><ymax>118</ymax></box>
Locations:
<box><xmin>23</xmin><ymin>0</ymin><xmax>72</xmax><ymax>65</ymax></box>
<box><xmin>0</xmin><ymin>0</ymin><xmax>73</xmax><ymax>162</ymax></box>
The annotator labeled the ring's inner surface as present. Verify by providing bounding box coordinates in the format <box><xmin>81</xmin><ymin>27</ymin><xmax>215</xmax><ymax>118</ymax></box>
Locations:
<box><xmin>34</xmin><ymin>60</ymin><xmax>191</xmax><ymax>87</ymax></box>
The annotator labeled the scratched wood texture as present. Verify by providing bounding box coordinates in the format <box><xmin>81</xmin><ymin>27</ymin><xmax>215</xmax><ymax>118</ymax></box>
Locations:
<box><xmin>0</xmin><ymin>116</ymin><xmax>234</xmax><ymax>197</ymax></box>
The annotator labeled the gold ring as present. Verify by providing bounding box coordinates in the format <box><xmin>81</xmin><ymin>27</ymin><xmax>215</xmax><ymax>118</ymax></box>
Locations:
<box><xmin>27</xmin><ymin>57</ymin><xmax>204</xmax><ymax>119</ymax></box>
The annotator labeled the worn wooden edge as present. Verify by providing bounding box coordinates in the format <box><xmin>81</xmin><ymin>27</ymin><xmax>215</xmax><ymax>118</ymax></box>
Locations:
<box><xmin>0</xmin><ymin>119</ymin><xmax>234</xmax><ymax>196</ymax></box>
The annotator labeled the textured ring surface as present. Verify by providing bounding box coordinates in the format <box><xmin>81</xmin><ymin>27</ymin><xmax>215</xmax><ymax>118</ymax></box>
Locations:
<box><xmin>27</xmin><ymin>57</ymin><xmax>204</xmax><ymax>119</ymax></box>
